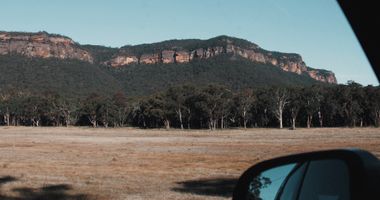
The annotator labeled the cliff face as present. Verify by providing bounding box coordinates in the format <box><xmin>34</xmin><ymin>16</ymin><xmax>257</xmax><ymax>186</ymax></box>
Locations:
<box><xmin>0</xmin><ymin>31</ymin><xmax>337</xmax><ymax>84</ymax></box>
<box><xmin>105</xmin><ymin>37</ymin><xmax>337</xmax><ymax>84</ymax></box>
<box><xmin>0</xmin><ymin>32</ymin><xmax>93</xmax><ymax>63</ymax></box>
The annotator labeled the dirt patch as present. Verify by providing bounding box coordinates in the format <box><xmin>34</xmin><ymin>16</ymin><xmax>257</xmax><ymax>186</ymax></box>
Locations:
<box><xmin>0</xmin><ymin>127</ymin><xmax>379</xmax><ymax>199</ymax></box>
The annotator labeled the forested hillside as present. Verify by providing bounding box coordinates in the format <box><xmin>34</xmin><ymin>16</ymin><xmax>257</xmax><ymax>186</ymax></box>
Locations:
<box><xmin>2</xmin><ymin>31</ymin><xmax>372</xmax><ymax>130</ymax></box>
<box><xmin>108</xmin><ymin>55</ymin><xmax>321</xmax><ymax>96</ymax></box>
<box><xmin>0</xmin><ymin>55</ymin><xmax>123</xmax><ymax>98</ymax></box>
<box><xmin>0</xmin><ymin>31</ymin><xmax>337</xmax><ymax>98</ymax></box>
<box><xmin>0</xmin><ymin>54</ymin><xmax>323</xmax><ymax>97</ymax></box>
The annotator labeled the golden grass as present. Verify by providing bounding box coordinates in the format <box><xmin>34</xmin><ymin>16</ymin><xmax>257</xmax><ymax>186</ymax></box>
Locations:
<box><xmin>0</xmin><ymin>127</ymin><xmax>379</xmax><ymax>199</ymax></box>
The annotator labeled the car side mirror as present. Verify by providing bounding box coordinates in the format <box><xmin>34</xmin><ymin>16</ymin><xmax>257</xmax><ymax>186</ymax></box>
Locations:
<box><xmin>233</xmin><ymin>149</ymin><xmax>380</xmax><ymax>200</ymax></box>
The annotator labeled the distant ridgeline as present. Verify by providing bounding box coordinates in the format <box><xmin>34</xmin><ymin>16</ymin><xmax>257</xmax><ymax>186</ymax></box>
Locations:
<box><xmin>0</xmin><ymin>31</ymin><xmax>336</xmax><ymax>97</ymax></box>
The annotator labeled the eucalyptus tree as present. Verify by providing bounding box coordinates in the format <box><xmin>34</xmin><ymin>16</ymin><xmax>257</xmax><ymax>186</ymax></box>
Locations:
<box><xmin>301</xmin><ymin>86</ymin><xmax>322</xmax><ymax>128</ymax></box>
<box><xmin>199</xmin><ymin>85</ymin><xmax>232</xmax><ymax>130</ymax></box>
<box><xmin>165</xmin><ymin>86</ymin><xmax>187</xmax><ymax>129</ymax></box>
<box><xmin>365</xmin><ymin>85</ymin><xmax>380</xmax><ymax>127</ymax></box>
<box><xmin>337</xmin><ymin>81</ymin><xmax>365</xmax><ymax>127</ymax></box>
<box><xmin>269</xmin><ymin>87</ymin><xmax>289</xmax><ymax>129</ymax></box>
<box><xmin>182</xmin><ymin>85</ymin><xmax>198</xmax><ymax>129</ymax></box>
<box><xmin>80</xmin><ymin>94</ymin><xmax>108</xmax><ymax>127</ymax></box>
<box><xmin>253</xmin><ymin>88</ymin><xmax>272</xmax><ymax>127</ymax></box>
<box><xmin>320</xmin><ymin>86</ymin><xmax>341</xmax><ymax>127</ymax></box>
<box><xmin>287</xmin><ymin>87</ymin><xmax>302</xmax><ymax>130</ymax></box>
<box><xmin>235</xmin><ymin>88</ymin><xmax>255</xmax><ymax>129</ymax></box>
<box><xmin>112</xmin><ymin>92</ymin><xmax>129</xmax><ymax>127</ymax></box>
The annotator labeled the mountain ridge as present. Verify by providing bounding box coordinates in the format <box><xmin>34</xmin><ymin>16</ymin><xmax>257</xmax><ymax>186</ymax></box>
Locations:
<box><xmin>105</xmin><ymin>35</ymin><xmax>336</xmax><ymax>83</ymax></box>
<box><xmin>0</xmin><ymin>31</ymin><xmax>336</xmax><ymax>84</ymax></box>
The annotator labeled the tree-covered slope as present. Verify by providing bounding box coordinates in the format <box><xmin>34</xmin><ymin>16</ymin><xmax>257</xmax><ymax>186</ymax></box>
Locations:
<box><xmin>107</xmin><ymin>55</ymin><xmax>321</xmax><ymax>96</ymax></box>
<box><xmin>0</xmin><ymin>54</ymin><xmax>325</xmax><ymax>98</ymax></box>
<box><xmin>0</xmin><ymin>31</ymin><xmax>335</xmax><ymax>98</ymax></box>
<box><xmin>0</xmin><ymin>55</ymin><xmax>123</xmax><ymax>98</ymax></box>
<box><xmin>107</xmin><ymin>35</ymin><xmax>337</xmax><ymax>84</ymax></box>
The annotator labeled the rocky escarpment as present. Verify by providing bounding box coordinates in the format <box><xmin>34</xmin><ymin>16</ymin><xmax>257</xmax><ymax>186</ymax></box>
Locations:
<box><xmin>0</xmin><ymin>31</ymin><xmax>93</xmax><ymax>63</ymax></box>
<box><xmin>0</xmin><ymin>31</ymin><xmax>337</xmax><ymax>84</ymax></box>
<box><xmin>105</xmin><ymin>37</ymin><xmax>337</xmax><ymax>84</ymax></box>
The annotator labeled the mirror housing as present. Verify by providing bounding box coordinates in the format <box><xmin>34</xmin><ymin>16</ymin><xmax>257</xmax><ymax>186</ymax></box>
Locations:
<box><xmin>233</xmin><ymin>149</ymin><xmax>380</xmax><ymax>200</ymax></box>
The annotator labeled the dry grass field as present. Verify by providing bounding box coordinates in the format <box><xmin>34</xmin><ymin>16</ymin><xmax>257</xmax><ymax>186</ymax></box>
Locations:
<box><xmin>0</xmin><ymin>127</ymin><xmax>379</xmax><ymax>200</ymax></box>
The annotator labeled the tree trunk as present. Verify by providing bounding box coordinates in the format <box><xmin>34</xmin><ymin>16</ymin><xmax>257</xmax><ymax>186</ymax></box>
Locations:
<box><xmin>65</xmin><ymin>111</ymin><xmax>70</xmax><ymax>127</ymax></box>
<box><xmin>11</xmin><ymin>116</ymin><xmax>17</xmax><ymax>126</ymax></box>
<box><xmin>278</xmin><ymin>108</ymin><xmax>283</xmax><ymax>129</ymax></box>
<box><xmin>291</xmin><ymin>117</ymin><xmax>296</xmax><ymax>130</ymax></box>
<box><xmin>88</xmin><ymin>115</ymin><xmax>97</xmax><ymax>128</ymax></box>
<box><xmin>164</xmin><ymin>119</ymin><xmax>170</xmax><ymax>130</ymax></box>
<box><xmin>307</xmin><ymin>115</ymin><xmax>312</xmax><ymax>128</ymax></box>
<box><xmin>143</xmin><ymin>117</ymin><xmax>146</xmax><ymax>128</ymax></box>
<box><xmin>210</xmin><ymin>119</ymin><xmax>217</xmax><ymax>130</ymax></box>
<box><xmin>4</xmin><ymin>107</ymin><xmax>10</xmax><ymax>126</ymax></box>
<box><xmin>4</xmin><ymin>113</ymin><xmax>10</xmax><ymax>126</ymax></box>
<box><xmin>186</xmin><ymin>108</ymin><xmax>191</xmax><ymax>129</ymax></box>
<box><xmin>91</xmin><ymin>119</ymin><xmax>97</xmax><ymax>128</ymax></box>
<box><xmin>243</xmin><ymin>110</ymin><xmax>247</xmax><ymax>129</ymax></box>
<box><xmin>55</xmin><ymin>117</ymin><xmax>60</xmax><ymax>127</ymax></box>
<box><xmin>32</xmin><ymin>119</ymin><xmax>38</xmax><ymax>127</ymax></box>
<box><xmin>221</xmin><ymin>117</ymin><xmax>224</xmax><ymax>129</ymax></box>
<box><xmin>11</xmin><ymin>116</ymin><xmax>15</xmax><ymax>126</ymax></box>
<box><xmin>178</xmin><ymin>109</ymin><xmax>184</xmax><ymax>130</ymax></box>
<box><xmin>318</xmin><ymin>111</ymin><xmax>323</xmax><ymax>127</ymax></box>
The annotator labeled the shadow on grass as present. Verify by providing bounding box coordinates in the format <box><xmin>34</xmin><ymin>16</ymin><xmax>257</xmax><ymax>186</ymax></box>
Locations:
<box><xmin>0</xmin><ymin>176</ymin><xmax>17</xmax><ymax>185</ymax></box>
<box><xmin>0</xmin><ymin>175</ymin><xmax>91</xmax><ymax>200</ymax></box>
<box><xmin>171</xmin><ymin>177</ymin><xmax>238</xmax><ymax>198</ymax></box>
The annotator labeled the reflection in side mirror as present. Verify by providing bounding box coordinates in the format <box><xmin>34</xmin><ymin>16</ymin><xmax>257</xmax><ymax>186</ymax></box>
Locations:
<box><xmin>246</xmin><ymin>163</ymin><xmax>297</xmax><ymax>200</ymax></box>
<box><xmin>233</xmin><ymin>149</ymin><xmax>380</xmax><ymax>200</ymax></box>
<box><xmin>245</xmin><ymin>160</ymin><xmax>350</xmax><ymax>200</ymax></box>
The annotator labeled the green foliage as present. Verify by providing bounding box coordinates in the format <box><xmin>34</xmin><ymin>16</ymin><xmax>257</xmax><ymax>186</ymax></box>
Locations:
<box><xmin>118</xmin><ymin>35</ymin><xmax>254</xmax><ymax>55</ymax></box>
<box><xmin>0</xmin><ymin>31</ymin><xmax>71</xmax><ymax>40</ymax></box>
<box><xmin>0</xmin><ymin>55</ymin><xmax>123</xmax><ymax>98</ymax></box>
<box><xmin>1</xmin><ymin>84</ymin><xmax>380</xmax><ymax>129</ymax></box>
<box><xmin>365</xmin><ymin>85</ymin><xmax>380</xmax><ymax>126</ymax></box>
<box><xmin>81</xmin><ymin>45</ymin><xmax>119</xmax><ymax>63</ymax></box>
<box><xmin>233</xmin><ymin>88</ymin><xmax>255</xmax><ymax>128</ymax></box>
<box><xmin>0</xmin><ymin>33</ymin><xmax>376</xmax><ymax>129</ymax></box>
<box><xmin>108</xmin><ymin>55</ymin><xmax>321</xmax><ymax>96</ymax></box>
<box><xmin>0</xmin><ymin>51</ymin><xmax>325</xmax><ymax>99</ymax></box>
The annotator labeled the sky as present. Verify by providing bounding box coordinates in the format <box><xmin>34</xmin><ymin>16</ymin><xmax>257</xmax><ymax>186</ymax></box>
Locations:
<box><xmin>1</xmin><ymin>0</ymin><xmax>378</xmax><ymax>85</ymax></box>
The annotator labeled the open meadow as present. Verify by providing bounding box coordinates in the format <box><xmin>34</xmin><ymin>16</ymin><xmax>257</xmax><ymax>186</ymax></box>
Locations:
<box><xmin>0</xmin><ymin>127</ymin><xmax>379</xmax><ymax>200</ymax></box>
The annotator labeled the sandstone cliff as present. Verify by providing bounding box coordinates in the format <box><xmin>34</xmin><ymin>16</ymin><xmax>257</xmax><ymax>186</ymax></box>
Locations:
<box><xmin>0</xmin><ymin>31</ymin><xmax>93</xmax><ymax>63</ymax></box>
<box><xmin>0</xmin><ymin>31</ymin><xmax>337</xmax><ymax>84</ymax></box>
<box><xmin>105</xmin><ymin>36</ymin><xmax>337</xmax><ymax>84</ymax></box>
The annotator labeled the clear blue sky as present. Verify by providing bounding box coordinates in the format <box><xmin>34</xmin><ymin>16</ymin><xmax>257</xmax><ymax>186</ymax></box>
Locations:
<box><xmin>1</xmin><ymin>0</ymin><xmax>378</xmax><ymax>85</ymax></box>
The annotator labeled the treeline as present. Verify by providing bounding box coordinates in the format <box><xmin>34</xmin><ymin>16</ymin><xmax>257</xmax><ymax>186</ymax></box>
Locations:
<box><xmin>0</xmin><ymin>81</ymin><xmax>380</xmax><ymax>129</ymax></box>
